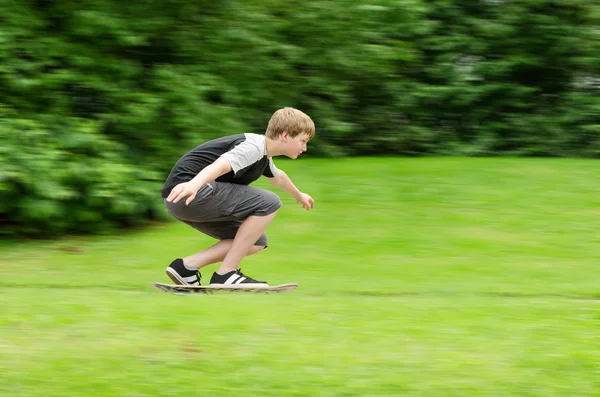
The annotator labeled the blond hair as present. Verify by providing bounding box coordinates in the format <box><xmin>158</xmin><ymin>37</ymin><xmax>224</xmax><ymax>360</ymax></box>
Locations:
<box><xmin>265</xmin><ymin>107</ymin><xmax>315</xmax><ymax>139</ymax></box>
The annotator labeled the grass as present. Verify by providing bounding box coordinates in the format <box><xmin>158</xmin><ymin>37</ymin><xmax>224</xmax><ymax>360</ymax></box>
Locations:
<box><xmin>1</xmin><ymin>157</ymin><xmax>599</xmax><ymax>396</ymax></box>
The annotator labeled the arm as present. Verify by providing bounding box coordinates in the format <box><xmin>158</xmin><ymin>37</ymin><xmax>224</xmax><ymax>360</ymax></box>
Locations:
<box><xmin>268</xmin><ymin>170</ymin><xmax>314</xmax><ymax>210</ymax></box>
<box><xmin>167</xmin><ymin>157</ymin><xmax>232</xmax><ymax>205</ymax></box>
<box><xmin>189</xmin><ymin>157</ymin><xmax>232</xmax><ymax>189</ymax></box>
<box><xmin>268</xmin><ymin>170</ymin><xmax>301</xmax><ymax>200</ymax></box>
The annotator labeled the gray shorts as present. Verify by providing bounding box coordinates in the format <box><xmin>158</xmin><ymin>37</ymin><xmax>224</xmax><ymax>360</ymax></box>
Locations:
<box><xmin>163</xmin><ymin>182</ymin><xmax>282</xmax><ymax>246</ymax></box>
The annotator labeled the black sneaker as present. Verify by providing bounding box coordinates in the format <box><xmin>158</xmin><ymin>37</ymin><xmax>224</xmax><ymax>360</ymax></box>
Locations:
<box><xmin>165</xmin><ymin>258</ymin><xmax>201</xmax><ymax>286</ymax></box>
<box><xmin>209</xmin><ymin>269</ymin><xmax>268</xmax><ymax>287</ymax></box>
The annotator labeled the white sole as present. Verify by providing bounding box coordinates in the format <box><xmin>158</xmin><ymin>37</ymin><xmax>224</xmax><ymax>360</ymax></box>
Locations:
<box><xmin>166</xmin><ymin>267</ymin><xmax>199</xmax><ymax>286</ymax></box>
<box><xmin>208</xmin><ymin>283</ymin><xmax>269</xmax><ymax>288</ymax></box>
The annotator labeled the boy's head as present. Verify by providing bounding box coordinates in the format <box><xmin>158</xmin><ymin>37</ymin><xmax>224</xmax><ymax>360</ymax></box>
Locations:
<box><xmin>265</xmin><ymin>107</ymin><xmax>315</xmax><ymax>140</ymax></box>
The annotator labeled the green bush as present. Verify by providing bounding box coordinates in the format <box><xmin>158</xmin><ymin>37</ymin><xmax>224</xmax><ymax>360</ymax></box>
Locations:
<box><xmin>0</xmin><ymin>115</ymin><xmax>164</xmax><ymax>237</ymax></box>
<box><xmin>1</xmin><ymin>0</ymin><xmax>598</xmax><ymax>236</ymax></box>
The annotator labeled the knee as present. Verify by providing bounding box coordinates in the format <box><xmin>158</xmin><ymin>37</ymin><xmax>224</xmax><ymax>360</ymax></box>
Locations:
<box><xmin>249</xmin><ymin>245</ymin><xmax>265</xmax><ymax>255</ymax></box>
<box><xmin>259</xmin><ymin>190</ymin><xmax>282</xmax><ymax>215</ymax></box>
<box><xmin>265</xmin><ymin>190</ymin><xmax>282</xmax><ymax>208</ymax></box>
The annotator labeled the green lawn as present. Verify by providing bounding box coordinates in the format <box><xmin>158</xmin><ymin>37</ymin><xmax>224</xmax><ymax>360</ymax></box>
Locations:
<box><xmin>1</xmin><ymin>158</ymin><xmax>599</xmax><ymax>396</ymax></box>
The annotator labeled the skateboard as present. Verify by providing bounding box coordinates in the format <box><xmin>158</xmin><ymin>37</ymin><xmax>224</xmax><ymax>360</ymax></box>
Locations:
<box><xmin>152</xmin><ymin>282</ymin><xmax>298</xmax><ymax>295</ymax></box>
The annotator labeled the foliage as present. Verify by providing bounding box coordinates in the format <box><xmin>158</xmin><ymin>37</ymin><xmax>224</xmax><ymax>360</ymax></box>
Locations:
<box><xmin>0</xmin><ymin>114</ymin><xmax>164</xmax><ymax>237</ymax></box>
<box><xmin>1</xmin><ymin>0</ymin><xmax>599</xmax><ymax>236</ymax></box>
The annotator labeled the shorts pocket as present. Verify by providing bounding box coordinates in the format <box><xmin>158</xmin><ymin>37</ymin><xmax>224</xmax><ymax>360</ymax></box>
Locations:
<box><xmin>188</xmin><ymin>183</ymin><xmax>214</xmax><ymax>207</ymax></box>
<box><xmin>213</xmin><ymin>182</ymin><xmax>246</xmax><ymax>216</ymax></box>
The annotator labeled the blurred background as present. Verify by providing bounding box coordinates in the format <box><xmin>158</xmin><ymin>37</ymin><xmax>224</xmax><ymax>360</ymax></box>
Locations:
<box><xmin>1</xmin><ymin>0</ymin><xmax>599</xmax><ymax>237</ymax></box>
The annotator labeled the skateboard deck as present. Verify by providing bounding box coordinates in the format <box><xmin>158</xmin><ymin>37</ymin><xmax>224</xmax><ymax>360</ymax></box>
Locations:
<box><xmin>152</xmin><ymin>282</ymin><xmax>298</xmax><ymax>295</ymax></box>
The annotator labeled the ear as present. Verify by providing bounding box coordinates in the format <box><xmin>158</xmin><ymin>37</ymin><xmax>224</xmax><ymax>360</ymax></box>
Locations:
<box><xmin>282</xmin><ymin>131</ymin><xmax>289</xmax><ymax>141</ymax></box>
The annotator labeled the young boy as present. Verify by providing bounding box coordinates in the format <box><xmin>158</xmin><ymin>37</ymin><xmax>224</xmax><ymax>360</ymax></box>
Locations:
<box><xmin>162</xmin><ymin>107</ymin><xmax>315</xmax><ymax>287</ymax></box>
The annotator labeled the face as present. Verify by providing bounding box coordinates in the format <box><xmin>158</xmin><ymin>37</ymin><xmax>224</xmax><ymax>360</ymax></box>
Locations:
<box><xmin>283</xmin><ymin>132</ymin><xmax>310</xmax><ymax>159</ymax></box>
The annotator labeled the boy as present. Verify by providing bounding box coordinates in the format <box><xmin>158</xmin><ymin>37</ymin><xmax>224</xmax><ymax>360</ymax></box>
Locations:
<box><xmin>162</xmin><ymin>107</ymin><xmax>315</xmax><ymax>287</ymax></box>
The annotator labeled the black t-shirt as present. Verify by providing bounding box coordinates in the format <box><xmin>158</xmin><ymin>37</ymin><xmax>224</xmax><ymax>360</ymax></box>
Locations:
<box><xmin>162</xmin><ymin>133</ymin><xmax>279</xmax><ymax>198</ymax></box>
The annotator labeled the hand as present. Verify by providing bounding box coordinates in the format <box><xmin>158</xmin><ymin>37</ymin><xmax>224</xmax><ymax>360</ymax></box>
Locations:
<box><xmin>167</xmin><ymin>181</ymin><xmax>201</xmax><ymax>206</ymax></box>
<box><xmin>296</xmin><ymin>192</ymin><xmax>314</xmax><ymax>211</ymax></box>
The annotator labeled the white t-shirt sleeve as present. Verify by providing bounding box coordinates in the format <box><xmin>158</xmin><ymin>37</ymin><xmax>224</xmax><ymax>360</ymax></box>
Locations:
<box><xmin>220</xmin><ymin>140</ymin><xmax>263</xmax><ymax>175</ymax></box>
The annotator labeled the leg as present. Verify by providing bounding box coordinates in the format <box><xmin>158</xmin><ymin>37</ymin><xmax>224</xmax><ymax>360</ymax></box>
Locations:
<box><xmin>164</xmin><ymin>183</ymin><xmax>281</xmax><ymax>283</ymax></box>
<box><xmin>183</xmin><ymin>239</ymin><xmax>264</xmax><ymax>269</ymax></box>
<box><xmin>217</xmin><ymin>212</ymin><xmax>277</xmax><ymax>274</ymax></box>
